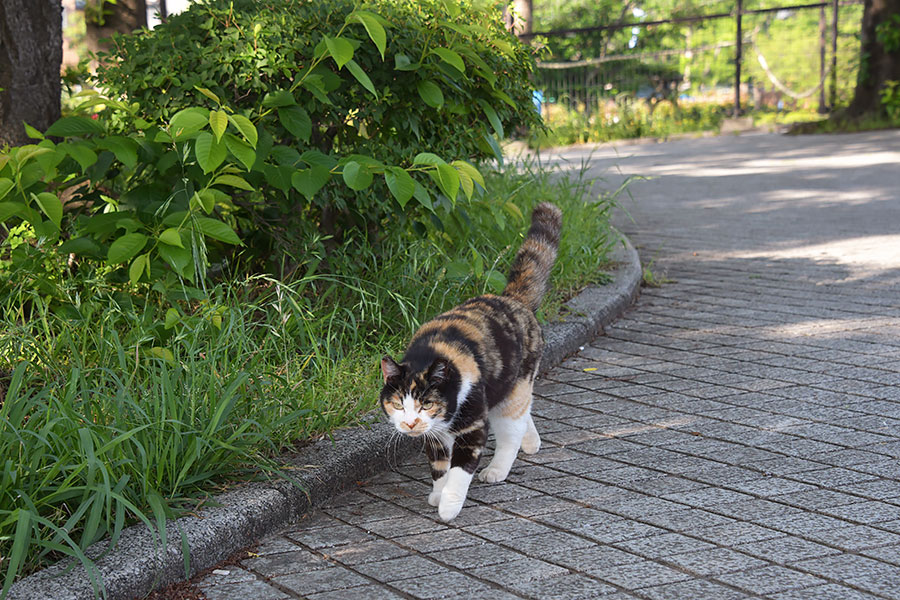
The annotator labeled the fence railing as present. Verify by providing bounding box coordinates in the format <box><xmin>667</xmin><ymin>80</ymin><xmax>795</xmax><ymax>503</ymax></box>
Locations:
<box><xmin>522</xmin><ymin>0</ymin><xmax>863</xmax><ymax>121</ymax></box>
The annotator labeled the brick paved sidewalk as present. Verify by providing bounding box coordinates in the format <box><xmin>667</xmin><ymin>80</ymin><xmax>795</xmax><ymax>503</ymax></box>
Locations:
<box><xmin>194</xmin><ymin>131</ymin><xmax>900</xmax><ymax>600</ymax></box>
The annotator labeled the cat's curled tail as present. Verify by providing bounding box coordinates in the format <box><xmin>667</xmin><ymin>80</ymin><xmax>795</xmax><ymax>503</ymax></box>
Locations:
<box><xmin>502</xmin><ymin>202</ymin><xmax>562</xmax><ymax>313</ymax></box>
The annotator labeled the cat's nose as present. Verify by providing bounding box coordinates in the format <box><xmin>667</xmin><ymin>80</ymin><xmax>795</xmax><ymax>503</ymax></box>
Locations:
<box><xmin>404</xmin><ymin>418</ymin><xmax>420</xmax><ymax>429</ymax></box>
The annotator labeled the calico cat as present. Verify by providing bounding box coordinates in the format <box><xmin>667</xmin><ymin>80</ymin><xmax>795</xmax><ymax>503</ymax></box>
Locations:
<box><xmin>380</xmin><ymin>202</ymin><xmax>561</xmax><ymax>521</ymax></box>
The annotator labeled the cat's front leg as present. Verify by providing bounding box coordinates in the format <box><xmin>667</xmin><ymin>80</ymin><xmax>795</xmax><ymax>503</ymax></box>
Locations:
<box><xmin>425</xmin><ymin>435</ymin><xmax>451</xmax><ymax>507</ymax></box>
<box><xmin>438</xmin><ymin>426</ymin><xmax>487</xmax><ymax>521</ymax></box>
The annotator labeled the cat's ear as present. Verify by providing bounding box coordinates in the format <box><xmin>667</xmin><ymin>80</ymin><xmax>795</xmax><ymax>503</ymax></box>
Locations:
<box><xmin>427</xmin><ymin>358</ymin><xmax>451</xmax><ymax>386</ymax></box>
<box><xmin>381</xmin><ymin>356</ymin><xmax>403</xmax><ymax>383</ymax></box>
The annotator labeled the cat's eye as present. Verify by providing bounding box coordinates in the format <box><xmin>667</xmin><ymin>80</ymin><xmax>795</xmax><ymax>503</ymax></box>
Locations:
<box><xmin>421</xmin><ymin>400</ymin><xmax>434</xmax><ymax>409</ymax></box>
<box><xmin>390</xmin><ymin>398</ymin><xmax>403</xmax><ymax>409</ymax></box>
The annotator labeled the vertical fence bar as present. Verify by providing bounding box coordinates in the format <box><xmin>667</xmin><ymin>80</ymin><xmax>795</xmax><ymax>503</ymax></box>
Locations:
<box><xmin>819</xmin><ymin>6</ymin><xmax>828</xmax><ymax>112</ymax></box>
<box><xmin>734</xmin><ymin>0</ymin><xmax>743</xmax><ymax>116</ymax></box>
<box><xmin>830</xmin><ymin>0</ymin><xmax>839</xmax><ymax>109</ymax></box>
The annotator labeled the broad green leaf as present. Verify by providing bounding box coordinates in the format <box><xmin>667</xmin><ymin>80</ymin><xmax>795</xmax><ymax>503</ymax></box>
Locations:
<box><xmin>159</xmin><ymin>228</ymin><xmax>184</xmax><ymax>248</ymax></box>
<box><xmin>164</xmin><ymin>308</ymin><xmax>180</xmax><ymax>329</ymax></box>
<box><xmin>192</xmin><ymin>190</ymin><xmax>215</xmax><ymax>213</ymax></box>
<box><xmin>441</xmin><ymin>0</ymin><xmax>462</xmax><ymax>19</ymax></box>
<box><xmin>486</xmin><ymin>270</ymin><xmax>507</xmax><ymax>294</ymax></box>
<box><xmin>324</xmin><ymin>36</ymin><xmax>354</xmax><ymax>69</ymax></box>
<box><xmin>384</xmin><ymin>167</ymin><xmax>415</xmax><ymax>208</ymax></box>
<box><xmin>63</xmin><ymin>142</ymin><xmax>98</xmax><ymax>171</ymax></box>
<box><xmin>482</xmin><ymin>131</ymin><xmax>503</xmax><ymax>164</ymax></box>
<box><xmin>24</xmin><ymin>123</ymin><xmax>45</xmax><ymax>140</ymax></box>
<box><xmin>32</xmin><ymin>192</ymin><xmax>62</xmax><ymax>228</ymax></box>
<box><xmin>108</xmin><ymin>232</ymin><xmax>148</xmax><ymax>264</ymax></box>
<box><xmin>492</xmin><ymin>89</ymin><xmax>517</xmax><ymax>109</ymax></box>
<box><xmin>413</xmin><ymin>182</ymin><xmax>433</xmax><ymax>211</ymax></box>
<box><xmin>433</xmin><ymin>163</ymin><xmax>460</xmax><ymax>201</ymax></box>
<box><xmin>128</xmin><ymin>253</ymin><xmax>149</xmax><ymax>285</ymax></box>
<box><xmin>277</xmin><ymin>105</ymin><xmax>312</xmax><ymax>142</ymax></box>
<box><xmin>212</xmin><ymin>174</ymin><xmax>254</xmax><ymax>191</ymax></box>
<box><xmin>261</xmin><ymin>90</ymin><xmax>296</xmax><ymax>108</ymax></box>
<box><xmin>446</xmin><ymin>260</ymin><xmax>469</xmax><ymax>279</ymax></box>
<box><xmin>194</xmin><ymin>132</ymin><xmax>227</xmax><ymax>174</ymax></box>
<box><xmin>456</xmin><ymin>167</ymin><xmax>474</xmax><ymax>200</ymax></box>
<box><xmin>394</xmin><ymin>54</ymin><xmax>417</xmax><ymax>71</ymax></box>
<box><xmin>341</xmin><ymin>160</ymin><xmax>373</xmax><ymax>191</ymax></box>
<box><xmin>169</xmin><ymin>107</ymin><xmax>209</xmax><ymax>139</ymax></box>
<box><xmin>430</xmin><ymin>47</ymin><xmax>465</xmax><ymax>74</ymax></box>
<box><xmin>451</xmin><ymin>160</ymin><xmax>485</xmax><ymax>188</ymax></box>
<box><xmin>150</xmin><ymin>346</ymin><xmax>175</xmax><ymax>364</ymax></box>
<box><xmin>346</xmin><ymin>59</ymin><xmax>377</xmax><ymax>98</ymax></box>
<box><xmin>209</xmin><ymin>110</ymin><xmax>228</xmax><ymax>142</ymax></box>
<box><xmin>291</xmin><ymin>166</ymin><xmax>332</xmax><ymax>200</ymax></box>
<box><xmin>413</xmin><ymin>152</ymin><xmax>446</xmax><ymax>166</ymax></box>
<box><xmin>477</xmin><ymin>100</ymin><xmax>503</xmax><ymax>138</ymax></box>
<box><xmin>300</xmin><ymin>150</ymin><xmax>338</xmax><ymax>169</ymax></box>
<box><xmin>227</xmin><ymin>114</ymin><xmax>258</xmax><ymax>148</ymax></box>
<box><xmin>194</xmin><ymin>86</ymin><xmax>221</xmax><ymax>104</ymax></box>
<box><xmin>45</xmin><ymin>116</ymin><xmax>105</xmax><ymax>137</ymax></box>
<box><xmin>350</xmin><ymin>11</ymin><xmax>386</xmax><ymax>60</ymax></box>
<box><xmin>0</xmin><ymin>202</ymin><xmax>23</xmax><ymax>222</ymax></box>
<box><xmin>195</xmin><ymin>217</ymin><xmax>242</xmax><ymax>245</ymax></box>
<box><xmin>58</xmin><ymin>236</ymin><xmax>101</xmax><ymax>255</ymax></box>
<box><xmin>224</xmin><ymin>134</ymin><xmax>256</xmax><ymax>170</ymax></box>
<box><xmin>0</xmin><ymin>178</ymin><xmax>13</xmax><ymax>201</ymax></box>
<box><xmin>101</xmin><ymin>136</ymin><xmax>138</xmax><ymax>168</ymax></box>
<box><xmin>158</xmin><ymin>243</ymin><xmax>193</xmax><ymax>279</ymax></box>
<box><xmin>417</xmin><ymin>80</ymin><xmax>444</xmax><ymax>108</ymax></box>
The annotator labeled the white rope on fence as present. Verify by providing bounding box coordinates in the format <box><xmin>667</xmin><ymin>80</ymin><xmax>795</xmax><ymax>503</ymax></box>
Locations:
<box><xmin>753</xmin><ymin>42</ymin><xmax>830</xmax><ymax>99</ymax></box>
<box><xmin>536</xmin><ymin>41</ymin><xmax>736</xmax><ymax>69</ymax></box>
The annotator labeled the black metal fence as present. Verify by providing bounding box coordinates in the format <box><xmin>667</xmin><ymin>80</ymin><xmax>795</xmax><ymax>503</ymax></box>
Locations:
<box><xmin>522</xmin><ymin>0</ymin><xmax>863</xmax><ymax>124</ymax></box>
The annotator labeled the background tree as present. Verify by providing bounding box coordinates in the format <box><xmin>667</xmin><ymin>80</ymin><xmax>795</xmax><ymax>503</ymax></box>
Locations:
<box><xmin>846</xmin><ymin>0</ymin><xmax>900</xmax><ymax>117</ymax></box>
<box><xmin>85</xmin><ymin>0</ymin><xmax>148</xmax><ymax>55</ymax></box>
<box><xmin>0</xmin><ymin>0</ymin><xmax>62</xmax><ymax>147</ymax></box>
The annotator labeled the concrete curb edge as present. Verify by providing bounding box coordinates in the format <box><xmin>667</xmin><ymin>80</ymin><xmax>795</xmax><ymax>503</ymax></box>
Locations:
<box><xmin>9</xmin><ymin>235</ymin><xmax>642</xmax><ymax>600</ymax></box>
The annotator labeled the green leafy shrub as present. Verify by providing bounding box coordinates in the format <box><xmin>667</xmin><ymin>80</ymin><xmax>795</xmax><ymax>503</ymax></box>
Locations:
<box><xmin>94</xmin><ymin>0</ymin><xmax>541</xmax><ymax>263</ymax></box>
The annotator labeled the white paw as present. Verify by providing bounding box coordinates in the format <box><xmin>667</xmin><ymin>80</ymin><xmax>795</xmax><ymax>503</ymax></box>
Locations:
<box><xmin>438</xmin><ymin>494</ymin><xmax>465</xmax><ymax>521</ymax></box>
<box><xmin>521</xmin><ymin>434</ymin><xmax>541</xmax><ymax>454</ymax></box>
<box><xmin>478</xmin><ymin>465</ymin><xmax>509</xmax><ymax>483</ymax></box>
<box><xmin>428</xmin><ymin>490</ymin><xmax>442</xmax><ymax>506</ymax></box>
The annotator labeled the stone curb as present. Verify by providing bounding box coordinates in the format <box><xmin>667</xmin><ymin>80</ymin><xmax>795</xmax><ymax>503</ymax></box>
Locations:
<box><xmin>8</xmin><ymin>236</ymin><xmax>641</xmax><ymax>600</ymax></box>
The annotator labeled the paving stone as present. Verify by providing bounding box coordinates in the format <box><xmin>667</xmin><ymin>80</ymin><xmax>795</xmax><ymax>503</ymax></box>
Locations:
<box><xmin>306</xmin><ymin>585</ymin><xmax>407</xmax><ymax>600</ymax></box>
<box><xmin>612</xmin><ymin>532</ymin><xmax>715</xmax><ymax>559</ymax></box>
<box><xmin>663</xmin><ymin>546</ymin><xmax>769</xmax><ymax>576</ymax></box>
<box><xmin>819</xmin><ymin>500</ymin><xmax>900</xmax><ymax>524</ymax></box>
<box><xmin>392</xmin><ymin>528</ymin><xmax>482</xmax><ymax>553</ymax></box>
<box><xmin>286</xmin><ymin>522</ymin><xmax>376</xmax><ymax>549</ymax></box>
<box><xmin>806</xmin><ymin>524</ymin><xmax>900</xmax><ymax>550</ymax></box>
<box><xmin>733</xmin><ymin>536</ymin><xmax>840</xmax><ymax>564</ymax></box>
<box><xmin>506</xmin><ymin>573</ymin><xmax>619</xmax><ymax>599</ymax></box>
<box><xmin>714</xmin><ymin>565</ymin><xmax>826</xmax><ymax>594</ymax></box>
<box><xmin>271</xmin><ymin>565</ymin><xmax>371</xmax><ymax>595</ymax></box>
<box><xmin>353</xmin><ymin>555</ymin><xmax>448</xmax><ymax>581</ymax></box>
<box><xmin>590</xmin><ymin>560</ymin><xmax>693</xmax><ymax>589</ymax></box>
<box><xmin>501</xmin><ymin>530</ymin><xmax>595</xmax><ymax>556</ymax></box>
<box><xmin>693</xmin><ymin>521</ymin><xmax>784</xmax><ymax>546</ymax></box>
<box><xmin>326</xmin><ymin>539</ymin><xmax>410</xmax><ymax>565</ymax></box>
<box><xmin>427</xmin><ymin>543</ymin><xmax>525</xmax><ymax>570</ymax></box>
<box><xmin>469</xmin><ymin>556</ymin><xmax>569</xmax><ymax>585</ymax></box>
<box><xmin>387</xmin><ymin>570</ymin><xmax>499</xmax><ymax>599</ymax></box>
<box><xmin>546</xmin><ymin>544</ymin><xmax>643</xmax><ymax>572</ymax></box>
<box><xmin>637</xmin><ymin>578</ymin><xmax>753</xmax><ymax>600</ymax></box>
<box><xmin>241</xmin><ymin>549</ymin><xmax>330</xmax><ymax>576</ymax></box>
<box><xmin>198</xmin><ymin>580</ymin><xmax>290</xmax><ymax>600</ymax></box>
<box><xmin>765</xmin><ymin>584</ymin><xmax>883</xmax><ymax>600</ymax></box>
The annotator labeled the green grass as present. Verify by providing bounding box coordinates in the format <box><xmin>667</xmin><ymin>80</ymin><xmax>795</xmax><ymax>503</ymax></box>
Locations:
<box><xmin>0</xmin><ymin>162</ymin><xmax>621</xmax><ymax>595</ymax></box>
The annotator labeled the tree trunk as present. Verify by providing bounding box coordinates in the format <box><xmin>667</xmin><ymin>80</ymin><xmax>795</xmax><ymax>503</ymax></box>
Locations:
<box><xmin>0</xmin><ymin>0</ymin><xmax>63</xmax><ymax>147</ymax></box>
<box><xmin>846</xmin><ymin>0</ymin><xmax>900</xmax><ymax>117</ymax></box>
<box><xmin>86</xmin><ymin>0</ymin><xmax>147</xmax><ymax>57</ymax></box>
<box><xmin>506</xmin><ymin>0</ymin><xmax>533</xmax><ymax>35</ymax></box>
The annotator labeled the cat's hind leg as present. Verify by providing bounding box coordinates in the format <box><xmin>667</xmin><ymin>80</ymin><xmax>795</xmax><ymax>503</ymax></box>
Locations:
<box><xmin>479</xmin><ymin>378</ymin><xmax>533</xmax><ymax>483</ymax></box>
<box><xmin>521</xmin><ymin>413</ymin><xmax>541</xmax><ymax>454</ymax></box>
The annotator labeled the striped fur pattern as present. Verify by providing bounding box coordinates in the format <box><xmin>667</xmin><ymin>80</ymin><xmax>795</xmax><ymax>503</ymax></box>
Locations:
<box><xmin>380</xmin><ymin>203</ymin><xmax>561</xmax><ymax>521</ymax></box>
